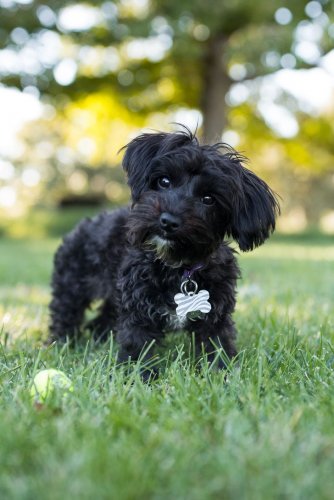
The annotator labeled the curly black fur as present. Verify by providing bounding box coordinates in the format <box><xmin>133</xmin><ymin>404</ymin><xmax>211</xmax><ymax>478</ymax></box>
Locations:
<box><xmin>49</xmin><ymin>127</ymin><xmax>279</xmax><ymax>375</ymax></box>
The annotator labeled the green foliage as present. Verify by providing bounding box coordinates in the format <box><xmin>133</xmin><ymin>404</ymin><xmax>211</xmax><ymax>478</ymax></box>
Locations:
<box><xmin>1</xmin><ymin>0</ymin><xmax>333</xmax><ymax>115</ymax></box>
<box><xmin>0</xmin><ymin>235</ymin><xmax>334</xmax><ymax>498</ymax></box>
<box><xmin>1</xmin><ymin>0</ymin><xmax>334</xmax><ymax>226</ymax></box>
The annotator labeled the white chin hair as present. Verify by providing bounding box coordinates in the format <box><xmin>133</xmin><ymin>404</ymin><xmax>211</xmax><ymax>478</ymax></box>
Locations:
<box><xmin>147</xmin><ymin>235</ymin><xmax>173</xmax><ymax>260</ymax></box>
<box><xmin>151</xmin><ymin>235</ymin><xmax>171</xmax><ymax>251</ymax></box>
<box><xmin>146</xmin><ymin>236</ymin><xmax>183</xmax><ymax>267</ymax></box>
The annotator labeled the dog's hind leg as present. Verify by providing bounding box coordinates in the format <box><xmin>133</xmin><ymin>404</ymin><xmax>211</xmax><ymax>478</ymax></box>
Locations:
<box><xmin>87</xmin><ymin>299</ymin><xmax>117</xmax><ymax>342</ymax></box>
<box><xmin>49</xmin><ymin>235</ymin><xmax>91</xmax><ymax>342</ymax></box>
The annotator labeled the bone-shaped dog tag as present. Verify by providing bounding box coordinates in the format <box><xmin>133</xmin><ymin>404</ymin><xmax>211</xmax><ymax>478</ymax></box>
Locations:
<box><xmin>174</xmin><ymin>279</ymin><xmax>211</xmax><ymax>320</ymax></box>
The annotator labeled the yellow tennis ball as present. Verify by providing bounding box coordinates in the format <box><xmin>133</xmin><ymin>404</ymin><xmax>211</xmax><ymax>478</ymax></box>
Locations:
<box><xmin>30</xmin><ymin>369</ymin><xmax>73</xmax><ymax>404</ymax></box>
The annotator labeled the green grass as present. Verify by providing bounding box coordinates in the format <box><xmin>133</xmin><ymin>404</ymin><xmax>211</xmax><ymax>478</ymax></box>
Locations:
<box><xmin>0</xmin><ymin>207</ymin><xmax>103</xmax><ymax>239</ymax></box>
<box><xmin>0</xmin><ymin>234</ymin><xmax>334</xmax><ymax>499</ymax></box>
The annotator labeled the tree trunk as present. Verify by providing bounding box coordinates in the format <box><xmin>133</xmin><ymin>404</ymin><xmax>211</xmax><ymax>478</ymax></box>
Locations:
<box><xmin>201</xmin><ymin>36</ymin><xmax>231</xmax><ymax>145</ymax></box>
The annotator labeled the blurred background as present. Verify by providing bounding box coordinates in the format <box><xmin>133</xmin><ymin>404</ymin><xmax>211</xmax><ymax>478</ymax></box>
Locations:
<box><xmin>0</xmin><ymin>0</ymin><xmax>334</xmax><ymax>238</ymax></box>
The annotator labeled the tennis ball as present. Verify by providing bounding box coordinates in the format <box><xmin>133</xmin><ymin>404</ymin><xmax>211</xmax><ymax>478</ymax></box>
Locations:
<box><xmin>30</xmin><ymin>369</ymin><xmax>73</xmax><ymax>405</ymax></box>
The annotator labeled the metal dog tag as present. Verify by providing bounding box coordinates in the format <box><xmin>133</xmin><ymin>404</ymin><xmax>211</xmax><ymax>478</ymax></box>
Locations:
<box><xmin>174</xmin><ymin>279</ymin><xmax>211</xmax><ymax>321</ymax></box>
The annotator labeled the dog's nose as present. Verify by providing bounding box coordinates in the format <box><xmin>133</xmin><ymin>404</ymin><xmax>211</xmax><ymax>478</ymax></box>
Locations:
<box><xmin>160</xmin><ymin>212</ymin><xmax>181</xmax><ymax>233</ymax></box>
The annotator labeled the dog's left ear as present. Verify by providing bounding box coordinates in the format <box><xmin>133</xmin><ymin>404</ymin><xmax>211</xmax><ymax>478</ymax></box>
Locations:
<box><xmin>122</xmin><ymin>132</ymin><xmax>167</xmax><ymax>201</ymax></box>
<box><xmin>122</xmin><ymin>128</ymin><xmax>197</xmax><ymax>201</ymax></box>
<box><xmin>228</xmin><ymin>164</ymin><xmax>280</xmax><ymax>251</ymax></box>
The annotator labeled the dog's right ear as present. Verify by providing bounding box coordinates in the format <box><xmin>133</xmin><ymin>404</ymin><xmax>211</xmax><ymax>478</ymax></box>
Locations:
<box><xmin>122</xmin><ymin>133</ymin><xmax>167</xmax><ymax>201</ymax></box>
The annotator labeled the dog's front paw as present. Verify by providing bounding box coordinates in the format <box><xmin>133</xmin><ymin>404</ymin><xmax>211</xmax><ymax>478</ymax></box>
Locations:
<box><xmin>140</xmin><ymin>366</ymin><xmax>159</xmax><ymax>383</ymax></box>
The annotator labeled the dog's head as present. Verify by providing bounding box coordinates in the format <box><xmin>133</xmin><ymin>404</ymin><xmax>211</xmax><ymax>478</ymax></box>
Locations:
<box><xmin>122</xmin><ymin>127</ymin><xmax>280</xmax><ymax>265</ymax></box>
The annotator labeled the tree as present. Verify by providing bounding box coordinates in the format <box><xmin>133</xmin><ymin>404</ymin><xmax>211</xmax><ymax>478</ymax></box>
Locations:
<box><xmin>1</xmin><ymin>0</ymin><xmax>334</xmax><ymax>142</ymax></box>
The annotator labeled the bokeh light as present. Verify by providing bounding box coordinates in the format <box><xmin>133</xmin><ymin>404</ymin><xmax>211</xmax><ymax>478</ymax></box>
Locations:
<box><xmin>0</xmin><ymin>0</ymin><xmax>333</xmax><ymax>232</ymax></box>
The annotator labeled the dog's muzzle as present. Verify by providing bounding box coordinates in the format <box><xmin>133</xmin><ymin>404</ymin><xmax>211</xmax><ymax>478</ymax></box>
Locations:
<box><xmin>159</xmin><ymin>212</ymin><xmax>181</xmax><ymax>234</ymax></box>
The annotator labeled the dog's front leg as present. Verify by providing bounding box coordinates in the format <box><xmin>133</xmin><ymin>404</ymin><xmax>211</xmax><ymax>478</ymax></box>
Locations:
<box><xmin>189</xmin><ymin>315</ymin><xmax>237</xmax><ymax>369</ymax></box>
<box><xmin>116</xmin><ymin>258</ymin><xmax>167</xmax><ymax>380</ymax></box>
<box><xmin>116</xmin><ymin>317</ymin><xmax>161</xmax><ymax>381</ymax></box>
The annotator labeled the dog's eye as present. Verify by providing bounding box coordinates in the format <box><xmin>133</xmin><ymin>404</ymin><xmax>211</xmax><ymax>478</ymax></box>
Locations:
<box><xmin>157</xmin><ymin>177</ymin><xmax>171</xmax><ymax>189</ymax></box>
<box><xmin>201</xmin><ymin>195</ymin><xmax>215</xmax><ymax>206</ymax></box>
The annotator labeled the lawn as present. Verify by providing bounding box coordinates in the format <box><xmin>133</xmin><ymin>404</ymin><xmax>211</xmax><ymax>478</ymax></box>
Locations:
<box><xmin>0</xmin><ymin>232</ymin><xmax>334</xmax><ymax>499</ymax></box>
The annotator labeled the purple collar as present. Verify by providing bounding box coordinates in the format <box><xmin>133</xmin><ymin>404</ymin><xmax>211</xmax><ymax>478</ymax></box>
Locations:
<box><xmin>182</xmin><ymin>263</ymin><xmax>205</xmax><ymax>280</ymax></box>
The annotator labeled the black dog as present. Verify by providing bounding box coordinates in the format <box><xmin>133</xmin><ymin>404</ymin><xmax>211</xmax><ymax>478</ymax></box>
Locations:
<box><xmin>49</xmin><ymin>128</ymin><xmax>279</xmax><ymax>374</ymax></box>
